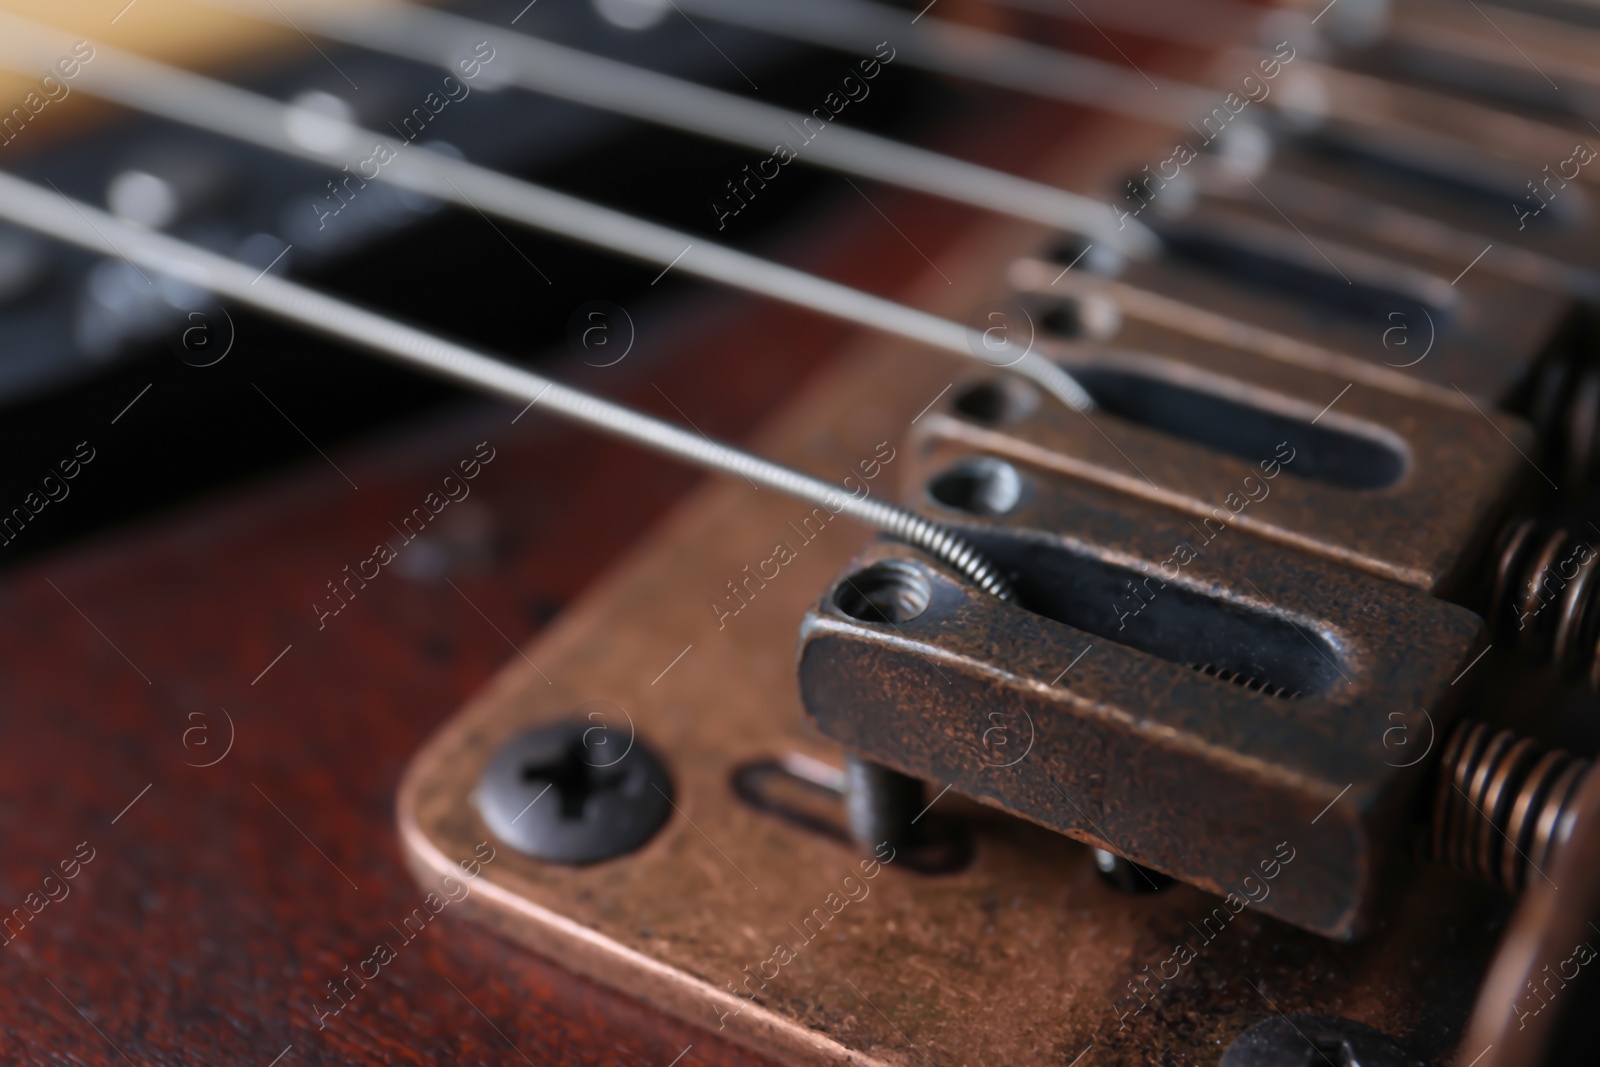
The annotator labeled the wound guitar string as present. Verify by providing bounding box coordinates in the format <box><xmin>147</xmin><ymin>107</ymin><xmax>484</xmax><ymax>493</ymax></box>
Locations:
<box><xmin>0</xmin><ymin>10</ymin><xmax>1097</xmax><ymax>415</ymax></box>
<box><xmin>0</xmin><ymin>170</ymin><xmax>1016</xmax><ymax>599</ymax></box>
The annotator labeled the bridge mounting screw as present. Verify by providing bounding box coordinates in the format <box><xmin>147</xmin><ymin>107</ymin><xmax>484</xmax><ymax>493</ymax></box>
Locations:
<box><xmin>476</xmin><ymin>719</ymin><xmax>673</xmax><ymax>863</ymax></box>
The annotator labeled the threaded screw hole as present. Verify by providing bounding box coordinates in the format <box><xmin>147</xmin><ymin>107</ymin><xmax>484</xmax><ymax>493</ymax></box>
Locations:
<box><xmin>928</xmin><ymin>457</ymin><xmax>1024</xmax><ymax>517</ymax></box>
<box><xmin>953</xmin><ymin>378</ymin><xmax>1039</xmax><ymax>426</ymax></box>
<box><xmin>835</xmin><ymin>561</ymin><xmax>932</xmax><ymax>624</ymax></box>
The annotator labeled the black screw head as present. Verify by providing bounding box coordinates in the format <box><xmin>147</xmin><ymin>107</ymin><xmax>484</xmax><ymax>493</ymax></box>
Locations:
<box><xmin>476</xmin><ymin>719</ymin><xmax>673</xmax><ymax>864</ymax></box>
<box><xmin>1220</xmin><ymin>1013</ymin><xmax>1424</xmax><ymax>1067</ymax></box>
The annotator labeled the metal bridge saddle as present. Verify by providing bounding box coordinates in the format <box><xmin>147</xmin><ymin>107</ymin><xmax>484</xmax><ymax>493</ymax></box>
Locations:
<box><xmin>797</xmin><ymin>457</ymin><xmax>1486</xmax><ymax>940</ymax></box>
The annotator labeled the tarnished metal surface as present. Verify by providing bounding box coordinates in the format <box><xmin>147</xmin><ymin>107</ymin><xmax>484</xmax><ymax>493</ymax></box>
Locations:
<box><xmin>395</xmin><ymin>134</ymin><xmax>1503</xmax><ymax>1061</ymax></box>
<box><xmin>1030</xmin><ymin>206</ymin><xmax>1572</xmax><ymax>404</ymax></box>
<box><xmin>797</xmin><ymin>463</ymin><xmax>1485</xmax><ymax>939</ymax></box>
<box><xmin>1197</xmin><ymin>49</ymin><xmax>1600</xmax><ymax>294</ymax></box>
<box><xmin>397</xmin><ymin>333</ymin><xmax>1502</xmax><ymax>1067</ymax></box>
<box><xmin>1357</xmin><ymin>0</ymin><xmax>1600</xmax><ymax>124</ymax></box>
<box><xmin>1456</xmin><ymin>764</ymin><xmax>1600</xmax><ymax>1067</ymax></box>
<box><xmin>1272</xmin><ymin>57</ymin><xmax>1600</xmax><ymax>196</ymax></box>
<box><xmin>907</xmin><ymin>334</ymin><xmax>1530</xmax><ymax>592</ymax></box>
<box><xmin>1011</xmin><ymin>257</ymin><xmax>1482</xmax><ymax>411</ymax></box>
<box><xmin>1189</xmin><ymin>152</ymin><xmax>1600</xmax><ymax>296</ymax></box>
<box><xmin>388</xmin><ymin>60</ymin><xmax>1543</xmax><ymax>1067</ymax></box>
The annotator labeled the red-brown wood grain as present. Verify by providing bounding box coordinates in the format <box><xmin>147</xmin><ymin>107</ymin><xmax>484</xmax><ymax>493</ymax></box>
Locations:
<box><xmin>0</xmin><ymin>93</ymin><xmax>1091</xmax><ymax>1065</ymax></box>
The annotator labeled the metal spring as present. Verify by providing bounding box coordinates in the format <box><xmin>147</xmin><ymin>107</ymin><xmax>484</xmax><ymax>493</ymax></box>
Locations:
<box><xmin>1530</xmin><ymin>355</ymin><xmax>1600</xmax><ymax>490</ymax></box>
<box><xmin>855</xmin><ymin>497</ymin><xmax>1016</xmax><ymax>601</ymax></box>
<box><xmin>0</xmin><ymin>169</ymin><xmax>1021</xmax><ymax>605</ymax></box>
<box><xmin>1187</xmin><ymin>662</ymin><xmax>1300</xmax><ymax>700</ymax></box>
<box><xmin>1430</xmin><ymin>720</ymin><xmax>1590</xmax><ymax>894</ymax></box>
<box><xmin>1487</xmin><ymin>518</ymin><xmax>1600</xmax><ymax>690</ymax></box>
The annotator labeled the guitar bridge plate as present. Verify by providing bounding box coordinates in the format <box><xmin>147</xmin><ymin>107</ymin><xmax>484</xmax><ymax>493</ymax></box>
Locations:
<box><xmin>399</xmin><ymin>338</ymin><xmax>1499</xmax><ymax>1067</ymax></box>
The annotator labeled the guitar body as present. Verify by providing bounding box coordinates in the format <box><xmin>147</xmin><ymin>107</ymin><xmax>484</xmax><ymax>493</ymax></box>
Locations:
<box><xmin>0</xmin><ymin>42</ymin><xmax>1093</xmax><ymax>1058</ymax></box>
<box><xmin>1</xmin><ymin>1</ymin><xmax>1597</xmax><ymax>1065</ymax></box>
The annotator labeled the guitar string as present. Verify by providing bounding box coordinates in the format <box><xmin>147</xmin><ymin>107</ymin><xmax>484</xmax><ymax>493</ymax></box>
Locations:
<box><xmin>976</xmin><ymin>0</ymin><xmax>1285</xmax><ymax>51</ymax></box>
<box><xmin>186</xmin><ymin>2</ymin><xmax>1600</xmax><ymax>392</ymax></box>
<box><xmin>187</xmin><ymin>0</ymin><xmax>1152</xmax><ymax>254</ymax></box>
<box><xmin>0</xmin><ymin>168</ymin><xmax>1018</xmax><ymax>600</ymax></box>
<box><xmin>581</xmin><ymin>1</ymin><xmax>1600</xmax><ymax>335</ymax></box>
<box><xmin>662</xmin><ymin>0</ymin><xmax>1594</xmax><ymax>177</ymax></box>
<box><xmin>0</xmin><ymin>12</ymin><xmax>1097</xmax><ymax>415</ymax></box>
<box><xmin>614</xmin><ymin>0</ymin><xmax>1218</xmax><ymax>126</ymax></box>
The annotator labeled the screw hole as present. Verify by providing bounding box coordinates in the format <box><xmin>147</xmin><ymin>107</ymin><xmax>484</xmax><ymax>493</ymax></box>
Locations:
<box><xmin>1037</xmin><ymin>294</ymin><xmax>1121</xmax><ymax>341</ymax></box>
<box><xmin>1050</xmin><ymin>235</ymin><xmax>1125</xmax><ymax>276</ymax></box>
<box><xmin>834</xmin><ymin>561</ymin><xmax>932</xmax><ymax>624</ymax></box>
<box><xmin>952</xmin><ymin>377</ymin><xmax>1039</xmax><ymax>426</ymax></box>
<box><xmin>928</xmin><ymin>457</ymin><xmax>1024</xmax><ymax>517</ymax></box>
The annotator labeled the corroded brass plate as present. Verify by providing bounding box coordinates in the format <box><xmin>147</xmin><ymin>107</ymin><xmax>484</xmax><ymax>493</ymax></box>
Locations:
<box><xmin>398</xmin><ymin>124</ymin><xmax>1502</xmax><ymax>1066</ymax></box>
<box><xmin>398</xmin><ymin>325</ymin><xmax>1499</xmax><ymax>1067</ymax></box>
